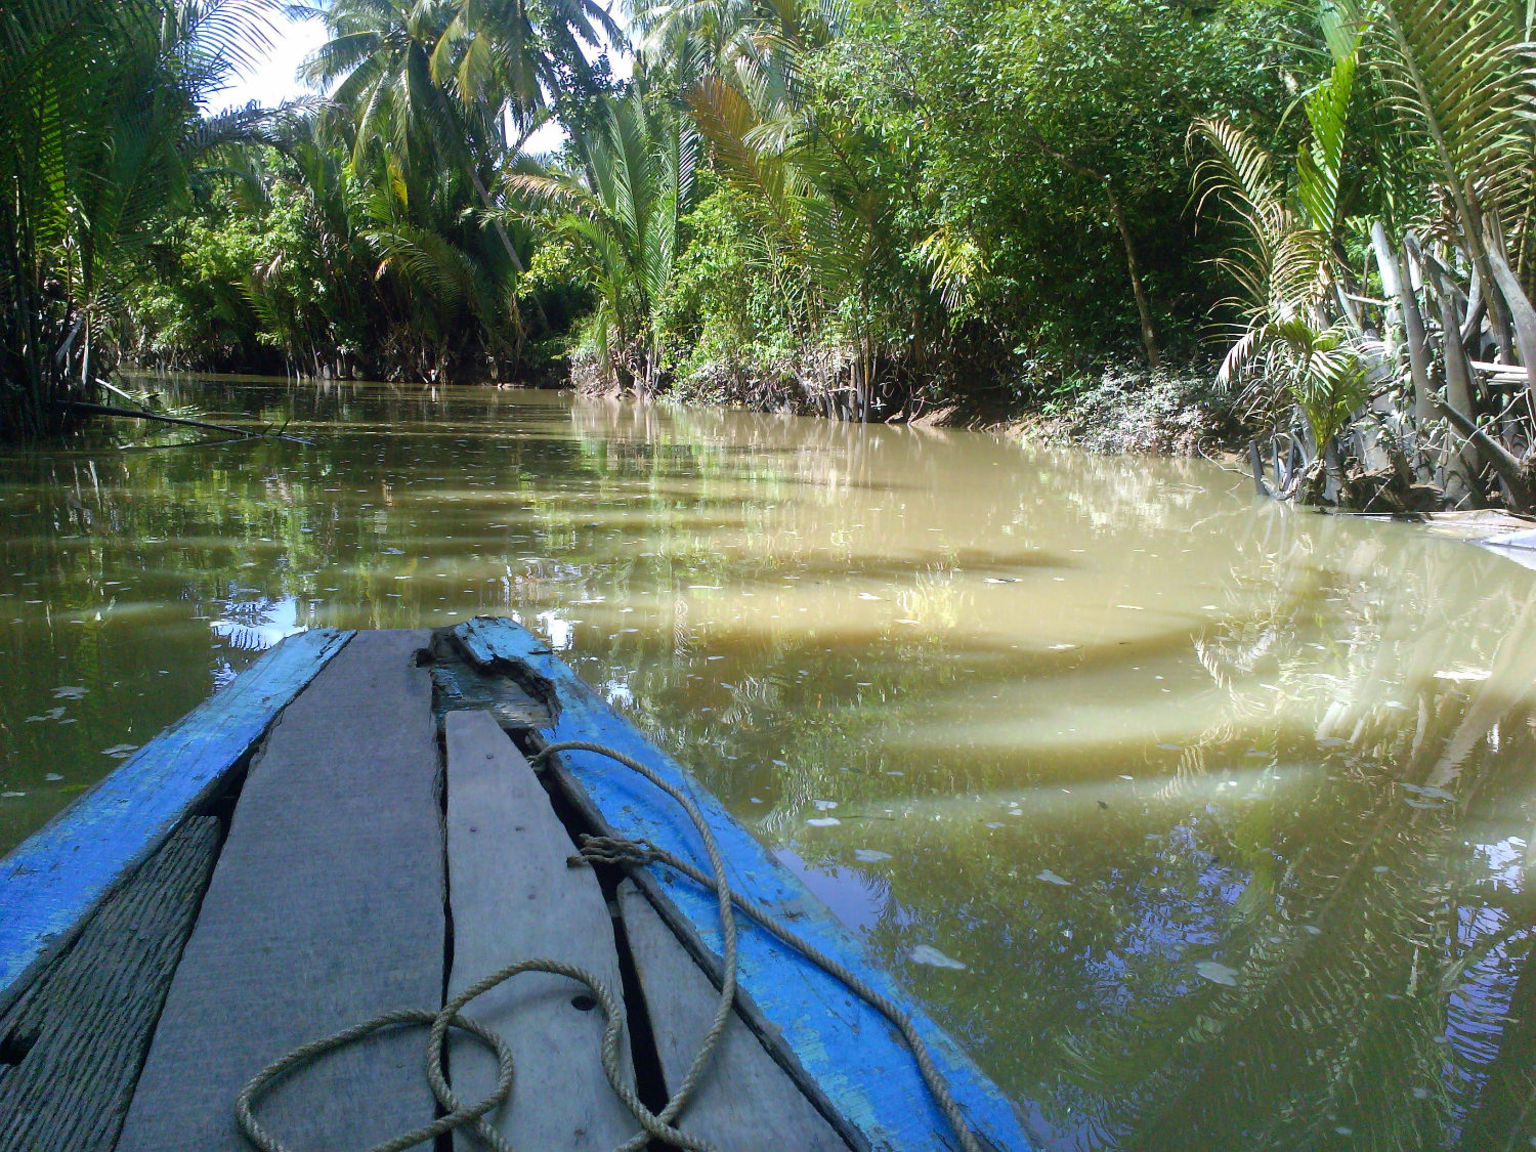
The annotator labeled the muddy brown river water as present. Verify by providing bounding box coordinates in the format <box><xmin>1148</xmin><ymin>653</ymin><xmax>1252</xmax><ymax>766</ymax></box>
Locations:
<box><xmin>2</xmin><ymin>378</ymin><xmax>1533</xmax><ymax>1150</ymax></box>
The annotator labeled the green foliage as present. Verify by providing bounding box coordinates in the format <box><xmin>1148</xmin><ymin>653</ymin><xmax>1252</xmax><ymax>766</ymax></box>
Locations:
<box><xmin>0</xmin><ymin>0</ymin><xmax>285</xmax><ymax>438</ymax></box>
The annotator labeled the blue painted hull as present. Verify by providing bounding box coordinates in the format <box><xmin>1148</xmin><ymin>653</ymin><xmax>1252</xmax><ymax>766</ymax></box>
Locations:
<box><xmin>0</xmin><ymin>618</ymin><xmax>1033</xmax><ymax>1151</ymax></box>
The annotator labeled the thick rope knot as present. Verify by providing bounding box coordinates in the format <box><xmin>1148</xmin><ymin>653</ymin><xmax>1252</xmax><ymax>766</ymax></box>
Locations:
<box><xmin>236</xmin><ymin>737</ymin><xmax>985</xmax><ymax>1152</ymax></box>
<box><xmin>576</xmin><ymin>834</ymin><xmax>660</xmax><ymax>867</ymax></box>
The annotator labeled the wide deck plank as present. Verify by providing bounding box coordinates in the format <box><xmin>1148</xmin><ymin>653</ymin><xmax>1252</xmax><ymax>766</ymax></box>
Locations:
<box><xmin>456</xmin><ymin>615</ymin><xmax>1032</xmax><ymax>1152</ymax></box>
<box><xmin>444</xmin><ymin>709</ymin><xmax>638</xmax><ymax>1151</ymax></box>
<box><xmin>115</xmin><ymin>630</ymin><xmax>442</xmax><ymax>1152</ymax></box>
<box><xmin>617</xmin><ymin>880</ymin><xmax>853</xmax><ymax>1152</ymax></box>
<box><xmin>0</xmin><ymin>816</ymin><xmax>219</xmax><ymax>1152</ymax></box>
<box><xmin>0</xmin><ymin>629</ymin><xmax>351</xmax><ymax>1013</ymax></box>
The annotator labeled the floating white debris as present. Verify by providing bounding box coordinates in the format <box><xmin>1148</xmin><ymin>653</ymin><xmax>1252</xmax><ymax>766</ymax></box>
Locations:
<box><xmin>44</xmin><ymin>773</ymin><xmax>62</xmax><ymax>782</ymax></box>
<box><xmin>1154</xmin><ymin>743</ymin><xmax>1181</xmax><ymax>751</ymax></box>
<box><xmin>1434</xmin><ymin>667</ymin><xmax>1492</xmax><ymax>682</ymax></box>
<box><xmin>806</xmin><ymin>817</ymin><xmax>841</xmax><ymax>827</ymax></box>
<box><xmin>1036</xmin><ymin>869</ymin><xmax>1072</xmax><ymax>886</ymax></box>
<box><xmin>1115</xmin><ymin>604</ymin><xmax>1144</xmax><ymax>611</ymax></box>
<box><xmin>101</xmin><ymin>744</ymin><xmax>138</xmax><ymax>758</ymax></box>
<box><xmin>910</xmin><ymin>945</ymin><xmax>966</xmax><ymax>970</ymax></box>
<box><xmin>894</xmin><ymin>618</ymin><xmax>921</xmax><ymax>625</ymax></box>
<box><xmin>1195</xmin><ymin>960</ymin><xmax>1240</xmax><ymax>986</ymax></box>
<box><xmin>1119</xmin><ymin>774</ymin><xmax>1135</xmax><ymax>781</ymax></box>
<box><xmin>1047</xmin><ymin>643</ymin><xmax>1078</xmax><ymax>651</ymax></box>
<box><xmin>1316</xmin><ymin>736</ymin><xmax>1347</xmax><ymax>747</ymax></box>
<box><xmin>52</xmin><ymin>685</ymin><xmax>88</xmax><ymax>700</ymax></box>
<box><xmin>24</xmin><ymin>708</ymin><xmax>66</xmax><ymax>723</ymax></box>
<box><xmin>813</xmin><ymin>799</ymin><xmax>839</xmax><ymax>811</ymax></box>
<box><xmin>985</xmin><ymin>822</ymin><xmax>1004</xmax><ymax>829</ymax></box>
<box><xmin>854</xmin><ymin>849</ymin><xmax>892</xmax><ymax>863</ymax></box>
<box><xmin>857</xmin><ymin>592</ymin><xmax>883</xmax><ymax>600</ymax></box>
<box><xmin>1</xmin><ymin>791</ymin><xmax>25</xmax><ymax>799</ymax></box>
<box><xmin>984</xmin><ymin>577</ymin><xmax>1020</xmax><ymax>584</ymax></box>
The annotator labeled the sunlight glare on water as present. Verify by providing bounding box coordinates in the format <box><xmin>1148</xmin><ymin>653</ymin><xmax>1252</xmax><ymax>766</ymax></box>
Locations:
<box><xmin>1</xmin><ymin>378</ymin><xmax>1534</xmax><ymax>1150</ymax></box>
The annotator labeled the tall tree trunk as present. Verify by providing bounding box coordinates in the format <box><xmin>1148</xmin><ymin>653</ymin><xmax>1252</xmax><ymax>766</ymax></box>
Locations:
<box><xmin>1099</xmin><ymin>178</ymin><xmax>1161</xmax><ymax>369</ymax></box>
<box><xmin>1033</xmin><ymin>139</ymin><xmax>1161</xmax><ymax>367</ymax></box>
<box><xmin>1374</xmin><ymin>225</ymin><xmax>1435</xmax><ymax>432</ymax></box>
<box><xmin>1422</xmin><ymin>253</ymin><xmax>1481</xmax><ymax>500</ymax></box>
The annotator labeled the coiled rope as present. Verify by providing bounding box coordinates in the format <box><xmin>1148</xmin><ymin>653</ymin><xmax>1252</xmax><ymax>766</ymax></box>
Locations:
<box><xmin>236</xmin><ymin>739</ymin><xmax>982</xmax><ymax>1152</ymax></box>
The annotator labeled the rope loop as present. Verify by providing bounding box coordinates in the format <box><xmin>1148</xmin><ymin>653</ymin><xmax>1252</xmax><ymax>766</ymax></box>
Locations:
<box><xmin>236</xmin><ymin>737</ymin><xmax>983</xmax><ymax>1152</ymax></box>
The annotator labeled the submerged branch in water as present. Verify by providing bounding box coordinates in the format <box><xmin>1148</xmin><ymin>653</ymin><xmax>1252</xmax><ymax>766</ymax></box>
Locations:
<box><xmin>52</xmin><ymin>401</ymin><xmax>313</xmax><ymax>446</ymax></box>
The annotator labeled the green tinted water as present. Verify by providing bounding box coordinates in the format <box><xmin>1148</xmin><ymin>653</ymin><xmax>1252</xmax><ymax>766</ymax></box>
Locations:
<box><xmin>2</xmin><ymin>378</ymin><xmax>1533</xmax><ymax>1150</ymax></box>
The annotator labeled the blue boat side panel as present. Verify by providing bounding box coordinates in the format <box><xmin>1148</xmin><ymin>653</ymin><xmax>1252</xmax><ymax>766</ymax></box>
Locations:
<box><xmin>0</xmin><ymin>628</ymin><xmax>353</xmax><ymax>1008</ymax></box>
<box><xmin>456</xmin><ymin>616</ymin><xmax>1032</xmax><ymax>1152</ymax></box>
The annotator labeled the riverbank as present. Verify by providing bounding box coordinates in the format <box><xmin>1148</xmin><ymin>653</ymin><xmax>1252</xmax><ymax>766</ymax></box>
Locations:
<box><xmin>581</xmin><ymin>349</ymin><xmax>1240</xmax><ymax>459</ymax></box>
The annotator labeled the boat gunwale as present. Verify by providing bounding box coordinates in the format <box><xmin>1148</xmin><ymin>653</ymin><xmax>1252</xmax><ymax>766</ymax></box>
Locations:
<box><xmin>455</xmin><ymin>614</ymin><xmax>1031</xmax><ymax>1152</ymax></box>
<box><xmin>0</xmin><ymin>627</ymin><xmax>353</xmax><ymax>1015</ymax></box>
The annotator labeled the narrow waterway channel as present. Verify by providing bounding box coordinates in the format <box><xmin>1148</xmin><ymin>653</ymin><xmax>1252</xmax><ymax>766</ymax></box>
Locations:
<box><xmin>2</xmin><ymin>378</ymin><xmax>1533</xmax><ymax>1150</ymax></box>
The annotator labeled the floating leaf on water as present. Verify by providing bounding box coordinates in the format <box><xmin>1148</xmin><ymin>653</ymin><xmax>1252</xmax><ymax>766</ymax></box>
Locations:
<box><xmin>854</xmin><ymin>849</ymin><xmax>892</xmax><ymax>863</ymax></box>
<box><xmin>806</xmin><ymin>817</ymin><xmax>841</xmax><ymax>827</ymax></box>
<box><xmin>1036</xmin><ymin>869</ymin><xmax>1072</xmax><ymax>886</ymax></box>
<box><xmin>910</xmin><ymin>945</ymin><xmax>966</xmax><ymax>970</ymax></box>
<box><xmin>53</xmin><ymin>685</ymin><xmax>87</xmax><ymax>700</ymax></box>
<box><xmin>1195</xmin><ymin>960</ymin><xmax>1240</xmax><ymax>986</ymax></box>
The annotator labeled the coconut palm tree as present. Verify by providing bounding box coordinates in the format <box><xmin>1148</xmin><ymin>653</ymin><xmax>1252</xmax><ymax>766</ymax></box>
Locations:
<box><xmin>510</xmin><ymin>88</ymin><xmax>699</xmax><ymax>394</ymax></box>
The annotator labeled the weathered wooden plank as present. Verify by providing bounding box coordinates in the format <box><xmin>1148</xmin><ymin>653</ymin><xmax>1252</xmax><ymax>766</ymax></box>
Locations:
<box><xmin>616</xmin><ymin>880</ymin><xmax>853</xmax><ymax>1152</ymax></box>
<box><xmin>443</xmin><ymin>709</ymin><xmax>638</xmax><ymax>1151</ymax></box>
<box><xmin>455</xmin><ymin>616</ymin><xmax>1032</xmax><ymax>1152</ymax></box>
<box><xmin>0</xmin><ymin>628</ymin><xmax>352</xmax><ymax>1014</ymax></box>
<box><xmin>0</xmin><ymin>815</ymin><xmax>220</xmax><ymax>1152</ymax></box>
<box><xmin>115</xmin><ymin>630</ymin><xmax>442</xmax><ymax>1152</ymax></box>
